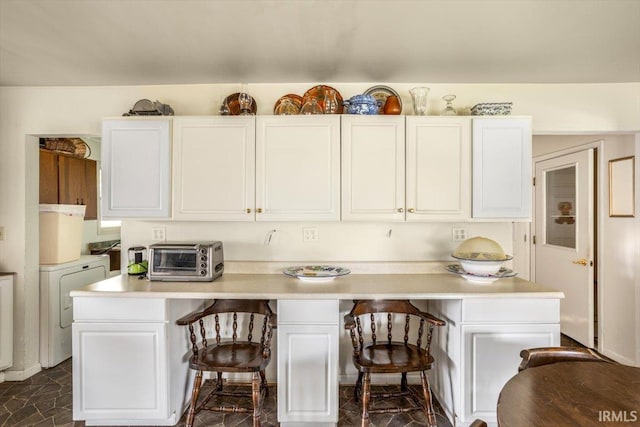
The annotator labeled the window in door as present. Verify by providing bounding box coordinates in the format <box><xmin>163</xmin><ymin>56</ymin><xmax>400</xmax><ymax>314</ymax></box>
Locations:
<box><xmin>545</xmin><ymin>165</ymin><xmax>576</xmax><ymax>249</ymax></box>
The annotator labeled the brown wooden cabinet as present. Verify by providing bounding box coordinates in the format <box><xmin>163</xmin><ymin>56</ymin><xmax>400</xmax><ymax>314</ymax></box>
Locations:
<box><xmin>39</xmin><ymin>149</ymin><xmax>97</xmax><ymax>220</ymax></box>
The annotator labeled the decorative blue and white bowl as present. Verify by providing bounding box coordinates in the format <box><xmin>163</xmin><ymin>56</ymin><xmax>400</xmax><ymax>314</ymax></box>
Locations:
<box><xmin>344</xmin><ymin>94</ymin><xmax>381</xmax><ymax>115</ymax></box>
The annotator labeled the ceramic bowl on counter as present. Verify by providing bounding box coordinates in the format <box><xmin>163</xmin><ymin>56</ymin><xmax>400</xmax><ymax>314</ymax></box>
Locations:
<box><xmin>452</xmin><ymin>236</ymin><xmax>512</xmax><ymax>276</ymax></box>
<box><xmin>343</xmin><ymin>94</ymin><xmax>381</xmax><ymax>115</ymax></box>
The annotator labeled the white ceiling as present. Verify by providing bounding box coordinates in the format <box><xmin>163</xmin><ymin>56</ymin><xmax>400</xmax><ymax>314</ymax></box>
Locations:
<box><xmin>1</xmin><ymin>0</ymin><xmax>639</xmax><ymax>87</ymax></box>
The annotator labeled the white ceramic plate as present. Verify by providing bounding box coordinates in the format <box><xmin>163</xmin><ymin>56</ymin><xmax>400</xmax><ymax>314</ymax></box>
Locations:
<box><xmin>283</xmin><ymin>265</ymin><xmax>351</xmax><ymax>282</ymax></box>
<box><xmin>446</xmin><ymin>264</ymin><xmax>516</xmax><ymax>284</ymax></box>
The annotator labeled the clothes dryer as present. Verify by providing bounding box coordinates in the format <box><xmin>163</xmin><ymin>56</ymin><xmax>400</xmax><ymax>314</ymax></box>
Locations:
<box><xmin>39</xmin><ymin>255</ymin><xmax>109</xmax><ymax>368</ymax></box>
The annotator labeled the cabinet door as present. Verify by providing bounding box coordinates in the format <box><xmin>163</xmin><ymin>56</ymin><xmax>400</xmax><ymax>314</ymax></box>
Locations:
<box><xmin>461</xmin><ymin>323</ymin><xmax>559</xmax><ymax>424</ymax></box>
<box><xmin>341</xmin><ymin>115</ymin><xmax>405</xmax><ymax>221</ymax></box>
<box><xmin>0</xmin><ymin>276</ymin><xmax>13</xmax><ymax>371</ymax></box>
<box><xmin>58</xmin><ymin>156</ymin><xmax>98</xmax><ymax>220</ymax></box>
<box><xmin>39</xmin><ymin>150</ymin><xmax>59</xmax><ymax>204</ymax></box>
<box><xmin>406</xmin><ymin>117</ymin><xmax>471</xmax><ymax>221</ymax></box>
<box><xmin>256</xmin><ymin>116</ymin><xmax>340</xmax><ymax>221</ymax></box>
<box><xmin>72</xmin><ymin>322</ymin><xmax>168</xmax><ymax>421</ymax></box>
<box><xmin>277</xmin><ymin>324</ymin><xmax>339</xmax><ymax>423</ymax></box>
<box><xmin>101</xmin><ymin>119</ymin><xmax>171</xmax><ymax>218</ymax></box>
<box><xmin>472</xmin><ymin>118</ymin><xmax>532</xmax><ymax>218</ymax></box>
<box><xmin>173</xmin><ymin>117</ymin><xmax>255</xmax><ymax>221</ymax></box>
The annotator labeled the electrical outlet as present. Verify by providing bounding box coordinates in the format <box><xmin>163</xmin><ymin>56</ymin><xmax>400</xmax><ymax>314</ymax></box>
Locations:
<box><xmin>151</xmin><ymin>227</ymin><xmax>166</xmax><ymax>241</ymax></box>
<box><xmin>0</xmin><ymin>226</ymin><xmax>4</xmax><ymax>241</ymax></box>
<box><xmin>452</xmin><ymin>227</ymin><xmax>467</xmax><ymax>241</ymax></box>
<box><xmin>302</xmin><ymin>227</ymin><xmax>318</xmax><ymax>242</ymax></box>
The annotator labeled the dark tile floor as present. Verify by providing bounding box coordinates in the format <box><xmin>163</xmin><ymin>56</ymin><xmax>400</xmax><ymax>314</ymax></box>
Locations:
<box><xmin>0</xmin><ymin>334</ymin><xmax>582</xmax><ymax>427</ymax></box>
<box><xmin>0</xmin><ymin>359</ymin><xmax>451</xmax><ymax>427</ymax></box>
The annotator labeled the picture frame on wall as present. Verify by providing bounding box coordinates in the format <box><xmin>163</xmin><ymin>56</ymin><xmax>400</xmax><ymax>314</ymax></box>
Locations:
<box><xmin>608</xmin><ymin>156</ymin><xmax>635</xmax><ymax>217</ymax></box>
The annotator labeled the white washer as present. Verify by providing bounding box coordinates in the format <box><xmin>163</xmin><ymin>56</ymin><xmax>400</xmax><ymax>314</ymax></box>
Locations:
<box><xmin>40</xmin><ymin>255</ymin><xmax>109</xmax><ymax>368</ymax></box>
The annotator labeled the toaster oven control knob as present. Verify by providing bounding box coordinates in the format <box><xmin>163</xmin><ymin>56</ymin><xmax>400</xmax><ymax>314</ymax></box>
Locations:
<box><xmin>199</xmin><ymin>248</ymin><xmax>207</xmax><ymax>255</ymax></box>
<box><xmin>200</xmin><ymin>256</ymin><xmax>207</xmax><ymax>261</ymax></box>
<box><xmin>200</xmin><ymin>270</ymin><xmax>207</xmax><ymax>276</ymax></box>
<box><xmin>200</xmin><ymin>263</ymin><xmax>207</xmax><ymax>269</ymax></box>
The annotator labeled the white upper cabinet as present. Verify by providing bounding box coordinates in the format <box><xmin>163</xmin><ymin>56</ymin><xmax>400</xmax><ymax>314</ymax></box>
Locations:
<box><xmin>101</xmin><ymin>118</ymin><xmax>171</xmax><ymax>218</ymax></box>
<box><xmin>255</xmin><ymin>116</ymin><xmax>340</xmax><ymax>221</ymax></box>
<box><xmin>172</xmin><ymin>117</ymin><xmax>255</xmax><ymax>221</ymax></box>
<box><xmin>341</xmin><ymin>116</ymin><xmax>405</xmax><ymax>221</ymax></box>
<box><xmin>472</xmin><ymin>118</ymin><xmax>532</xmax><ymax>219</ymax></box>
<box><xmin>406</xmin><ymin>117</ymin><xmax>471</xmax><ymax>221</ymax></box>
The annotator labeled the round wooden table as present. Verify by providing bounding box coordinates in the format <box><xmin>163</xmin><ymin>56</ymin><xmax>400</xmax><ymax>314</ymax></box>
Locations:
<box><xmin>497</xmin><ymin>361</ymin><xmax>640</xmax><ymax>426</ymax></box>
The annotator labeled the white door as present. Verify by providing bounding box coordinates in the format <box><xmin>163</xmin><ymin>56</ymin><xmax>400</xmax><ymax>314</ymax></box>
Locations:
<box><xmin>534</xmin><ymin>149</ymin><xmax>595</xmax><ymax>347</ymax></box>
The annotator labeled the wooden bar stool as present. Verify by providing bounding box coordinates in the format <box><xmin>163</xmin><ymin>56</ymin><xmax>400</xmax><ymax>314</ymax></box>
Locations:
<box><xmin>176</xmin><ymin>299</ymin><xmax>276</xmax><ymax>427</ymax></box>
<box><xmin>344</xmin><ymin>300</ymin><xmax>445</xmax><ymax>427</ymax></box>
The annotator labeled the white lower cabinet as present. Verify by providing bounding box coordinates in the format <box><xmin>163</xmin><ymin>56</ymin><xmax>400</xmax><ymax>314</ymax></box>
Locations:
<box><xmin>0</xmin><ymin>275</ymin><xmax>13</xmax><ymax>372</ymax></box>
<box><xmin>72</xmin><ymin>297</ymin><xmax>203</xmax><ymax>426</ymax></box>
<box><xmin>427</xmin><ymin>298</ymin><xmax>560</xmax><ymax>427</ymax></box>
<box><xmin>278</xmin><ymin>299</ymin><xmax>339</xmax><ymax>426</ymax></box>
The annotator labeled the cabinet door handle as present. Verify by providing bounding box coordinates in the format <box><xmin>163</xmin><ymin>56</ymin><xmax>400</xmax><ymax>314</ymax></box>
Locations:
<box><xmin>397</xmin><ymin>208</ymin><xmax>404</xmax><ymax>213</ymax></box>
<box><xmin>256</xmin><ymin>208</ymin><xmax>263</xmax><ymax>213</ymax></box>
<box><xmin>572</xmin><ymin>258</ymin><xmax>588</xmax><ymax>266</ymax></box>
<box><xmin>246</xmin><ymin>208</ymin><xmax>252</xmax><ymax>213</ymax></box>
<box><xmin>408</xmin><ymin>208</ymin><xmax>415</xmax><ymax>213</ymax></box>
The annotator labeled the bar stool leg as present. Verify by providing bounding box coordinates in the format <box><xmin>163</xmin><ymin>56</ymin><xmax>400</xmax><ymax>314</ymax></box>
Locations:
<box><xmin>252</xmin><ymin>371</ymin><xmax>262</xmax><ymax>427</ymax></box>
<box><xmin>361</xmin><ymin>372</ymin><xmax>371</xmax><ymax>427</ymax></box>
<box><xmin>421</xmin><ymin>370</ymin><xmax>437</xmax><ymax>427</ymax></box>
<box><xmin>186</xmin><ymin>370</ymin><xmax>203</xmax><ymax>427</ymax></box>
<box><xmin>260</xmin><ymin>369</ymin><xmax>268</xmax><ymax>397</ymax></box>
<box><xmin>355</xmin><ymin>371</ymin><xmax>363</xmax><ymax>400</ymax></box>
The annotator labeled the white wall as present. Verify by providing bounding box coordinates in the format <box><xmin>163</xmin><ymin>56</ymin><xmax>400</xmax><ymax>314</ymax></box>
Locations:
<box><xmin>533</xmin><ymin>134</ymin><xmax>639</xmax><ymax>365</ymax></box>
<box><xmin>0</xmin><ymin>82</ymin><xmax>639</xmax><ymax>376</ymax></box>
<box><xmin>121</xmin><ymin>221</ymin><xmax>513</xmax><ymax>265</ymax></box>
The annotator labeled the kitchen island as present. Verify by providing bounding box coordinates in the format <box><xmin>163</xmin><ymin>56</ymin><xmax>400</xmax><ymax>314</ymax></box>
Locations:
<box><xmin>71</xmin><ymin>273</ymin><xmax>563</xmax><ymax>427</ymax></box>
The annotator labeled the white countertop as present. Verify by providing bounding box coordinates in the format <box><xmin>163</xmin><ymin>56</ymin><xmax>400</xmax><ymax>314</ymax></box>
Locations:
<box><xmin>70</xmin><ymin>273</ymin><xmax>564</xmax><ymax>300</ymax></box>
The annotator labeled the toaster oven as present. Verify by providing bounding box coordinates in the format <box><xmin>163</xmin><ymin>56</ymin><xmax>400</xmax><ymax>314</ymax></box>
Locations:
<box><xmin>148</xmin><ymin>241</ymin><xmax>223</xmax><ymax>281</ymax></box>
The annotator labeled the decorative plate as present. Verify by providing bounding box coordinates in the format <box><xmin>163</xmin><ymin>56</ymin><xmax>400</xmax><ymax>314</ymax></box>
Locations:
<box><xmin>446</xmin><ymin>264</ymin><xmax>517</xmax><ymax>284</ymax></box>
<box><xmin>273</xmin><ymin>94</ymin><xmax>304</xmax><ymax>114</ymax></box>
<box><xmin>221</xmin><ymin>93</ymin><xmax>258</xmax><ymax>116</ymax></box>
<box><xmin>303</xmin><ymin>85</ymin><xmax>344</xmax><ymax>114</ymax></box>
<box><xmin>364</xmin><ymin>85</ymin><xmax>402</xmax><ymax>114</ymax></box>
<box><xmin>283</xmin><ymin>265</ymin><xmax>351</xmax><ymax>282</ymax></box>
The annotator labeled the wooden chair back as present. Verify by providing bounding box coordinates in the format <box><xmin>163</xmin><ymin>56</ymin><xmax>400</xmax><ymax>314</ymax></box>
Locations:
<box><xmin>345</xmin><ymin>300</ymin><xmax>445</xmax><ymax>357</ymax></box>
<box><xmin>518</xmin><ymin>346</ymin><xmax>611</xmax><ymax>371</ymax></box>
<box><xmin>177</xmin><ymin>299</ymin><xmax>276</xmax><ymax>361</ymax></box>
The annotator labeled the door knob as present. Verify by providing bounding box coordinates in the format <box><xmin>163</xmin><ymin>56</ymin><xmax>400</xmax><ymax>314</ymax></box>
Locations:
<box><xmin>572</xmin><ymin>259</ymin><xmax>588</xmax><ymax>266</ymax></box>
